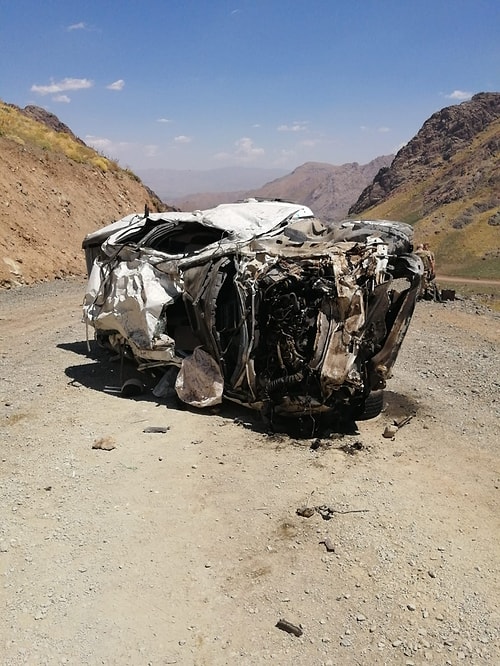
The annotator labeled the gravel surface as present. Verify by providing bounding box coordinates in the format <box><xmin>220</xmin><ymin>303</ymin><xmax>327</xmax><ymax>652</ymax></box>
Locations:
<box><xmin>0</xmin><ymin>280</ymin><xmax>499</xmax><ymax>665</ymax></box>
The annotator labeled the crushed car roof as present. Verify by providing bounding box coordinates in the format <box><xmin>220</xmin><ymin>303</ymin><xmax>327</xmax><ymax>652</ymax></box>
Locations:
<box><xmin>83</xmin><ymin>200</ymin><xmax>316</xmax><ymax>247</ymax></box>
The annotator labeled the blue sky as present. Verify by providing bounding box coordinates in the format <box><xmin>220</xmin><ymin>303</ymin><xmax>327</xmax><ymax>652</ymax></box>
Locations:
<box><xmin>1</xmin><ymin>0</ymin><xmax>499</xmax><ymax>172</ymax></box>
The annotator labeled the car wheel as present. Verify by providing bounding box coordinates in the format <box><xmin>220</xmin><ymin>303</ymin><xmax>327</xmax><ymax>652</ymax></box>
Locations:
<box><xmin>357</xmin><ymin>390</ymin><xmax>384</xmax><ymax>420</ymax></box>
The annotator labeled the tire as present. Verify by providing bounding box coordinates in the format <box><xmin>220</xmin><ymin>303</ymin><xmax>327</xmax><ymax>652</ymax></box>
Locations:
<box><xmin>356</xmin><ymin>390</ymin><xmax>384</xmax><ymax>420</ymax></box>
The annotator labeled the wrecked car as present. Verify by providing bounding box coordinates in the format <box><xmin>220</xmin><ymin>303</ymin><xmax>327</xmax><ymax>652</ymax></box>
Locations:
<box><xmin>82</xmin><ymin>200</ymin><xmax>423</xmax><ymax>431</ymax></box>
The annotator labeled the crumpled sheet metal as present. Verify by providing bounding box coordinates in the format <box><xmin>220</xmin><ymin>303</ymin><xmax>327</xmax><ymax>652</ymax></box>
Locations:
<box><xmin>82</xmin><ymin>203</ymin><xmax>423</xmax><ymax>414</ymax></box>
<box><xmin>83</xmin><ymin>258</ymin><xmax>183</xmax><ymax>362</ymax></box>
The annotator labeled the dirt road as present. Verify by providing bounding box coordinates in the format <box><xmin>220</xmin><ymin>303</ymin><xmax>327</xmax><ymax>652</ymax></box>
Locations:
<box><xmin>436</xmin><ymin>275</ymin><xmax>500</xmax><ymax>286</ymax></box>
<box><xmin>1</xmin><ymin>279</ymin><xmax>499</xmax><ymax>665</ymax></box>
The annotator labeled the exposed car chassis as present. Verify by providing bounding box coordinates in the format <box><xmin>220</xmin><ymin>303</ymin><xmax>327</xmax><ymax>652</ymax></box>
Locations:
<box><xmin>83</xmin><ymin>200</ymin><xmax>422</xmax><ymax>431</ymax></box>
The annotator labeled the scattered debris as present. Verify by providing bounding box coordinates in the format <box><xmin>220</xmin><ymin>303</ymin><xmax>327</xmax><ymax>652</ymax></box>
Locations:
<box><xmin>276</xmin><ymin>619</ymin><xmax>303</xmax><ymax>637</ymax></box>
<box><xmin>120</xmin><ymin>378</ymin><xmax>144</xmax><ymax>398</ymax></box>
<box><xmin>339</xmin><ymin>440</ymin><xmax>364</xmax><ymax>454</ymax></box>
<box><xmin>383</xmin><ymin>424</ymin><xmax>399</xmax><ymax>438</ymax></box>
<box><xmin>296</xmin><ymin>505</ymin><xmax>369</xmax><ymax>520</ymax></box>
<box><xmin>395</xmin><ymin>414</ymin><xmax>414</xmax><ymax>428</ymax></box>
<box><xmin>319</xmin><ymin>537</ymin><xmax>335</xmax><ymax>552</ymax></box>
<box><xmin>143</xmin><ymin>426</ymin><xmax>170</xmax><ymax>434</ymax></box>
<box><xmin>440</xmin><ymin>288</ymin><xmax>456</xmax><ymax>301</ymax></box>
<box><xmin>383</xmin><ymin>413</ymin><xmax>415</xmax><ymax>438</ymax></box>
<box><xmin>296</xmin><ymin>506</ymin><xmax>315</xmax><ymax>518</ymax></box>
<box><xmin>92</xmin><ymin>436</ymin><xmax>116</xmax><ymax>451</ymax></box>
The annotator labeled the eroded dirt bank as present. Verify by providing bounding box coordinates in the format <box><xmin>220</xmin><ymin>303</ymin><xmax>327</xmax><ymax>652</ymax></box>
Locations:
<box><xmin>0</xmin><ymin>279</ymin><xmax>499</xmax><ymax>665</ymax></box>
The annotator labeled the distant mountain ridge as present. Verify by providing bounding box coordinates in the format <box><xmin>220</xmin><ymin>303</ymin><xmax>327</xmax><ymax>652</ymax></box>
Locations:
<box><xmin>2</xmin><ymin>92</ymin><xmax>499</xmax><ymax>287</ymax></box>
<box><xmin>170</xmin><ymin>156</ymin><xmax>393</xmax><ymax>221</ymax></box>
<box><xmin>249</xmin><ymin>157</ymin><xmax>393</xmax><ymax>221</ymax></box>
<box><xmin>349</xmin><ymin>92</ymin><xmax>500</xmax><ymax>279</ymax></box>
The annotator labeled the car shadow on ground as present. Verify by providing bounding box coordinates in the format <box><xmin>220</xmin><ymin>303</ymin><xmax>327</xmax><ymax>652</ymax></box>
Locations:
<box><xmin>58</xmin><ymin>340</ymin><xmax>265</xmax><ymax>428</ymax></box>
<box><xmin>58</xmin><ymin>340</ymin><xmax>155</xmax><ymax>398</ymax></box>
<box><xmin>58</xmin><ymin>341</ymin><xmax>420</xmax><ymax>439</ymax></box>
<box><xmin>382</xmin><ymin>390</ymin><xmax>420</xmax><ymax>422</ymax></box>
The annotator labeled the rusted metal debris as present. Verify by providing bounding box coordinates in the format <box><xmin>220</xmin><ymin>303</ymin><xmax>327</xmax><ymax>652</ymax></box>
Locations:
<box><xmin>276</xmin><ymin>619</ymin><xmax>303</xmax><ymax>637</ymax></box>
<box><xmin>297</xmin><ymin>505</ymin><xmax>369</xmax><ymax>520</ymax></box>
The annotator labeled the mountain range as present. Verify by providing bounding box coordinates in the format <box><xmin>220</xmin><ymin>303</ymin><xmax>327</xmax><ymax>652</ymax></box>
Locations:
<box><xmin>350</xmin><ymin>92</ymin><xmax>500</xmax><ymax>279</ymax></box>
<box><xmin>169</xmin><ymin>157</ymin><xmax>393</xmax><ymax>222</ymax></box>
<box><xmin>1</xmin><ymin>92</ymin><xmax>499</xmax><ymax>287</ymax></box>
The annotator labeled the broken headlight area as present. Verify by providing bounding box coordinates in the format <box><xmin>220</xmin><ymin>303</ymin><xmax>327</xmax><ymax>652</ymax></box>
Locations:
<box><xmin>82</xmin><ymin>201</ymin><xmax>423</xmax><ymax>433</ymax></box>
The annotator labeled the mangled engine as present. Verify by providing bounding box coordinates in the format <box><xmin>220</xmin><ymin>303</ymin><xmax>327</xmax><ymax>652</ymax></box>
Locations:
<box><xmin>221</xmin><ymin>234</ymin><xmax>422</xmax><ymax>420</ymax></box>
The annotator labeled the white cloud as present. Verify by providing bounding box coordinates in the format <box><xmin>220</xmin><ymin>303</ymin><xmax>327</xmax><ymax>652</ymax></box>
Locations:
<box><xmin>157</xmin><ymin>117</ymin><xmax>172</xmax><ymax>123</ymax></box>
<box><xmin>31</xmin><ymin>77</ymin><xmax>93</xmax><ymax>95</ymax></box>
<box><xmin>107</xmin><ymin>79</ymin><xmax>124</xmax><ymax>91</ymax></box>
<box><xmin>300</xmin><ymin>139</ymin><xmax>320</xmax><ymax>147</ymax></box>
<box><xmin>85</xmin><ymin>135</ymin><xmax>114</xmax><ymax>151</ymax></box>
<box><xmin>277</xmin><ymin>121</ymin><xmax>308</xmax><ymax>132</ymax></box>
<box><xmin>67</xmin><ymin>22</ymin><xmax>86</xmax><ymax>31</ymax></box>
<box><xmin>53</xmin><ymin>94</ymin><xmax>71</xmax><ymax>103</ymax></box>
<box><xmin>445</xmin><ymin>90</ymin><xmax>473</xmax><ymax>101</ymax></box>
<box><xmin>214</xmin><ymin>137</ymin><xmax>264</xmax><ymax>163</ymax></box>
<box><xmin>174</xmin><ymin>135</ymin><xmax>192</xmax><ymax>143</ymax></box>
<box><xmin>234</xmin><ymin>137</ymin><xmax>264</xmax><ymax>160</ymax></box>
<box><xmin>360</xmin><ymin>125</ymin><xmax>390</xmax><ymax>134</ymax></box>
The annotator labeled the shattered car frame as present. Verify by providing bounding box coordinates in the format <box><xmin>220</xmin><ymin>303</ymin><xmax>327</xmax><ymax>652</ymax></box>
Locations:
<box><xmin>83</xmin><ymin>200</ymin><xmax>422</xmax><ymax>430</ymax></box>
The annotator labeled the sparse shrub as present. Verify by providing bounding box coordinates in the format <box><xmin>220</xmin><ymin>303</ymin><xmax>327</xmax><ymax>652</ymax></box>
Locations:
<box><xmin>452</xmin><ymin>211</ymin><xmax>474</xmax><ymax>229</ymax></box>
<box><xmin>92</xmin><ymin>157</ymin><xmax>110</xmax><ymax>172</ymax></box>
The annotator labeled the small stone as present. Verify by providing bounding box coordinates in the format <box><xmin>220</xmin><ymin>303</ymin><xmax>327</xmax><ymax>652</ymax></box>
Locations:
<box><xmin>92</xmin><ymin>436</ymin><xmax>116</xmax><ymax>451</ymax></box>
<box><xmin>340</xmin><ymin>637</ymin><xmax>352</xmax><ymax>647</ymax></box>
<box><xmin>320</xmin><ymin>537</ymin><xmax>335</xmax><ymax>552</ymax></box>
<box><xmin>383</xmin><ymin>424</ymin><xmax>399</xmax><ymax>438</ymax></box>
<box><xmin>428</xmin><ymin>570</ymin><xmax>436</xmax><ymax>578</ymax></box>
<box><xmin>356</xmin><ymin>614</ymin><xmax>366</xmax><ymax>622</ymax></box>
<box><xmin>407</xmin><ymin>603</ymin><xmax>416</xmax><ymax>611</ymax></box>
<box><xmin>392</xmin><ymin>640</ymin><xmax>403</xmax><ymax>647</ymax></box>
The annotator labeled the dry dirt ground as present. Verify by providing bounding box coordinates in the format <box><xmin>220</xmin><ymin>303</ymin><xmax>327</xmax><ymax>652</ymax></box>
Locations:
<box><xmin>0</xmin><ymin>279</ymin><xmax>499</xmax><ymax>666</ymax></box>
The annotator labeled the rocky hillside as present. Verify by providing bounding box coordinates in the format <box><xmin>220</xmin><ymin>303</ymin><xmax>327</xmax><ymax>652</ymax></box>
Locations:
<box><xmin>349</xmin><ymin>92</ymin><xmax>500</xmax><ymax>279</ymax></box>
<box><xmin>173</xmin><ymin>157</ymin><xmax>393</xmax><ymax>222</ymax></box>
<box><xmin>0</xmin><ymin>101</ymin><xmax>169</xmax><ymax>288</ymax></box>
